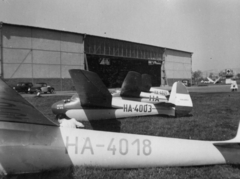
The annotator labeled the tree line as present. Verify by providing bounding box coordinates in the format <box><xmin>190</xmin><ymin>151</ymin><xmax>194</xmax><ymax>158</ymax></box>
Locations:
<box><xmin>192</xmin><ymin>70</ymin><xmax>240</xmax><ymax>84</ymax></box>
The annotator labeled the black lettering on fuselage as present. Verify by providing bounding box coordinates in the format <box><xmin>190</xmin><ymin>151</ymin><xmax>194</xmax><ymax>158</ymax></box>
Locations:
<box><xmin>123</xmin><ymin>104</ymin><xmax>128</xmax><ymax>112</ymax></box>
<box><xmin>149</xmin><ymin>96</ymin><xmax>160</xmax><ymax>102</ymax></box>
<box><xmin>128</xmin><ymin>105</ymin><xmax>132</xmax><ymax>112</ymax></box>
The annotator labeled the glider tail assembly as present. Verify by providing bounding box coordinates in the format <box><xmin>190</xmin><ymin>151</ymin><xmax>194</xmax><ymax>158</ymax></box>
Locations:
<box><xmin>141</xmin><ymin>74</ymin><xmax>152</xmax><ymax>92</ymax></box>
<box><xmin>168</xmin><ymin>81</ymin><xmax>193</xmax><ymax>116</ymax></box>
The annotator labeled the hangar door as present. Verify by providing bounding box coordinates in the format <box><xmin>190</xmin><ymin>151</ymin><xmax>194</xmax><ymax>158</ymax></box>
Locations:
<box><xmin>1</xmin><ymin>24</ymin><xmax>84</xmax><ymax>90</ymax></box>
<box><xmin>2</xmin><ymin>25</ymin><xmax>84</xmax><ymax>79</ymax></box>
<box><xmin>85</xmin><ymin>36</ymin><xmax>164</xmax><ymax>88</ymax></box>
<box><xmin>164</xmin><ymin>49</ymin><xmax>192</xmax><ymax>86</ymax></box>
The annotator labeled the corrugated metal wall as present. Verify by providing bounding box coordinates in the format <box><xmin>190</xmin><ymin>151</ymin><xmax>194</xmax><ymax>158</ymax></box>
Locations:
<box><xmin>164</xmin><ymin>49</ymin><xmax>192</xmax><ymax>86</ymax></box>
<box><xmin>0</xmin><ymin>24</ymin><xmax>2</xmax><ymax>77</ymax></box>
<box><xmin>1</xmin><ymin>24</ymin><xmax>84</xmax><ymax>90</ymax></box>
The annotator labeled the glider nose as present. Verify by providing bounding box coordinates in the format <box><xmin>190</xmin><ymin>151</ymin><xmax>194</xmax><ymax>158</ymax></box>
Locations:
<box><xmin>51</xmin><ymin>100</ymin><xmax>66</xmax><ymax>116</ymax></box>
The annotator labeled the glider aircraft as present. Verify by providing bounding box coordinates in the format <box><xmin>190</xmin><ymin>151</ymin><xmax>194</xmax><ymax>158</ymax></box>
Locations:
<box><xmin>201</xmin><ymin>77</ymin><xmax>221</xmax><ymax>84</ymax></box>
<box><xmin>51</xmin><ymin>70</ymin><xmax>193</xmax><ymax>121</ymax></box>
<box><xmin>0</xmin><ymin>78</ymin><xmax>240</xmax><ymax>175</ymax></box>
<box><xmin>207</xmin><ymin>77</ymin><xmax>221</xmax><ymax>84</ymax></box>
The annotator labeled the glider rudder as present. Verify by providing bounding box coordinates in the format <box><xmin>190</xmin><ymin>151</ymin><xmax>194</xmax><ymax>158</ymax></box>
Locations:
<box><xmin>169</xmin><ymin>81</ymin><xmax>193</xmax><ymax>116</ymax></box>
<box><xmin>120</xmin><ymin>71</ymin><xmax>142</xmax><ymax>97</ymax></box>
<box><xmin>69</xmin><ymin>69</ymin><xmax>112</xmax><ymax>108</ymax></box>
<box><xmin>141</xmin><ymin>74</ymin><xmax>152</xmax><ymax>92</ymax></box>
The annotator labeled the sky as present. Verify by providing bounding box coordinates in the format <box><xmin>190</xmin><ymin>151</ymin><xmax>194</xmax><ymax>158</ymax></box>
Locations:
<box><xmin>0</xmin><ymin>0</ymin><xmax>240</xmax><ymax>72</ymax></box>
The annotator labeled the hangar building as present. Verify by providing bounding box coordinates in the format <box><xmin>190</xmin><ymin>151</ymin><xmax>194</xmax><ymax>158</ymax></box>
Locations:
<box><xmin>0</xmin><ymin>22</ymin><xmax>192</xmax><ymax>90</ymax></box>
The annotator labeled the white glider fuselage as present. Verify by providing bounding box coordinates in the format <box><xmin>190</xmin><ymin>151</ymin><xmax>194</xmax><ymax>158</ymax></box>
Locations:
<box><xmin>59</xmin><ymin>96</ymin><xmax>174</xmax><ymax>122</ymax></box>
<box><xmin>0</xmin><ymin>120</ymin><xmax>234</xmax><ymax>174</ymax></box>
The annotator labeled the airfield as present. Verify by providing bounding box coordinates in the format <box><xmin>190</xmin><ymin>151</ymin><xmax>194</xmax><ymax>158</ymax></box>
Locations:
<box><xmin>158</xmin><ymin>84</ymin><xmax>239</xmax><ymax>93</ymax></box>
<box><xmin>20</xmin><ymin>84</ymin><xmax>240</xmax><ymax>100</ymax></box>
<box><xmin>13</xmin><ymin>85</ymin><xmax>240</xmax><ymax>179</ymax></box>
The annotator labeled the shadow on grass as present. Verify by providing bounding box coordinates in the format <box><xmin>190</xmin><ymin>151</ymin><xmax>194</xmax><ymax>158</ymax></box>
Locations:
<box><xmin>5</xmin><ymin>167</ymin><xmax>74</xmax><ymax>179</ymax></box>
<box><xmin>88</xmin><ymin>119</ymin><xmax>121</xmax><ymax>132</ymax></box>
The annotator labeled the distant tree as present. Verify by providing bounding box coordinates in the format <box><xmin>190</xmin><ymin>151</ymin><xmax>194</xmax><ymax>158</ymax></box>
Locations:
<box><xmin>192</xmin><ymin>70</ymin><xmax>203</xmax><ymax>83</ymax></box>
<box><xmin>237</xmin><ymin>73</ymin><xmax>240</xmax><ymax>79</ymax></box>
<box><xmin>209</xmin><ymin>72</ymin><xmax>214</xmax><ymax>78</ymax></box>
<box><xmin>219</xmin><ymin>71</ymin><xmax>226</xmax><ymax>77</ymax></box>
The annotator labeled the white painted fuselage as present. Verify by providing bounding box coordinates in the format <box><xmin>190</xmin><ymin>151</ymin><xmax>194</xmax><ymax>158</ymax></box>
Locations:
<box><xmin>112</xmin><ymin>91</ymin><xmax>168</xmax><ymax>103</ymax></box>
<box><xmin>65</xmin><ymin>97</ymin><xmax>174</xmax><ymax>121</ymax></box>
<box><xmin>0</xmin><ymin>121</ymin><xmax>232</xmax><ymax>174</ymax></box>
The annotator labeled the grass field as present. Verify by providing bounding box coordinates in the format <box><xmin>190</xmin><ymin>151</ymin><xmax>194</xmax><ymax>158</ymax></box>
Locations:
<box><xmin>7</xmin><ymin>92</ymin><xmax>240</xmax><ymax>179</ymax></box>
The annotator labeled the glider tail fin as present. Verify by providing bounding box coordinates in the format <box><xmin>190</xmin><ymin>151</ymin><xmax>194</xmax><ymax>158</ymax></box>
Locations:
<box><xmin>120</xmin><ymin>71</ymin><xmax>142</xmax><ymax>97</ymax></box>
<box><xmin>141</xmin><ymin>74</ymin><xmax>152</xmax><ymax>92</ymax></box>
<box><xmin>168</xmin><ymin>81</ymin><xmax>193</xmax><ymax>116</ymax></box>
<box><xmin>69</xmin><ymin>69</ymin><xmax>112</xmax><ymax>108</ymax></box>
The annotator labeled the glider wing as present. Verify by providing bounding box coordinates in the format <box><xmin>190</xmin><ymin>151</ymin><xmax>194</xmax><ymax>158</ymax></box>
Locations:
<box><xmin>0</xmin><ymin>79</ymin><xmax>58</xmax><ymax>126</ymax></box>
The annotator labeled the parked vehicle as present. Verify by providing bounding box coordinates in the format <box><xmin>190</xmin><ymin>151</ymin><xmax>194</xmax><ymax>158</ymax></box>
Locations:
<box><xmin>13</xmin><ymin>82</ymin><xmax>33</xmax><ymax>93</ymax></box>
<box><xmin>28</xmin><ymin>83</ymin><xmax>55</xmax><ymax>94</ymax></box>
<box><xmin>182</xmin><ymin>79</ymin><xmax>191</xmax><ymax>87</ymax></box>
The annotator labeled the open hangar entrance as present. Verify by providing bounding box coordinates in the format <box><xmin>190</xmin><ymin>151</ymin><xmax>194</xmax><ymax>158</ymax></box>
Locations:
<box><xmin>84</xmin><ymin>36</ymin><xmax>164</xmax><ymax>88</ymax></box>
<box><xmin>86</xmin><ymin>55</ymin><xmax>161</xmax><ymax>88</ymax></box>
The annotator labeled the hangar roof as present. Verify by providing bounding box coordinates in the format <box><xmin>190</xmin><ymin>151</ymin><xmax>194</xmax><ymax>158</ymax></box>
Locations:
<box><xmin>0</xmin><ymin>21</ymin><xmax>193</xmax><ymax>54</ymax></box>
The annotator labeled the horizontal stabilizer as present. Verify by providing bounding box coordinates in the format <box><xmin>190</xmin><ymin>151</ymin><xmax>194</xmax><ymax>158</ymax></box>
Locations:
<box><xmin>120</xmin><ymin>71</ymin><xmax>142</xmax><ymax>97</ymax></box>
<box><xmin>69</xmin><ymin>69</ymin><xmax>112</xmax><ymax>108</ymax></box>
<box><xmin>0</xmin><ymin>79</ymin><xmax>58</xmax><ymax>126</ymax></box>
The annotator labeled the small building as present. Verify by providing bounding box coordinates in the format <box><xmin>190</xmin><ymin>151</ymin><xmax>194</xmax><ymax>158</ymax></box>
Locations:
<box><xmin>0</xmin><ymin>22</ymin><xmax>192</xmax><ymax>90</ymax></box>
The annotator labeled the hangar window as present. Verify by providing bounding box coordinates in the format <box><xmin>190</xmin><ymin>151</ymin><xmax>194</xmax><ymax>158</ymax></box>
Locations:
<box><xmin>148</xmin><ymin>61</ymin><xmax>162</xmax><ymax>65</ymax></box>
<box><xmin>99</xmin><ymin>58</ymin><xmax>110</xmax><ymax>65</ymax></box>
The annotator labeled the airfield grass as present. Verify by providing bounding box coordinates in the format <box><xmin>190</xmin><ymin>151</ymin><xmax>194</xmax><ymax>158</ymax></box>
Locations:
<box><xmin>5</xmin><ymin>92</ymin><xmax>240</xmax><ymax>179</ymax></box>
